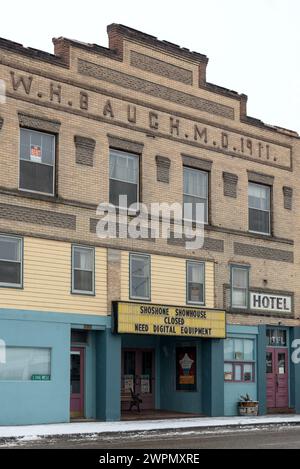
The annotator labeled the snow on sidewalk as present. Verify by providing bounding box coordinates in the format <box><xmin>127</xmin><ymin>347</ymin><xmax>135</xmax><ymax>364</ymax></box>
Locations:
<box><xmin>1</xmin><ymin>414</ymin><xmax>300</xmax><ymax>439</ymax></box>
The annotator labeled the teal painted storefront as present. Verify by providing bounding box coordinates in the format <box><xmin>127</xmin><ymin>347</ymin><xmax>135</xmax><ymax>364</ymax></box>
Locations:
<box><xmin>0</xmin><ymin>308</ymin><xmax>225</xmax><ymax>425</ymax></box>
<box><xmin>0</xmin><ymin>308</ymin><xmax>114</xmax><ymax>425</ymax></box>
<box><xmin>224</xmin><ymin>325</ymin><xmax>259</xmax><ymax>416</ymax></box>
<box><xmin>224</xmin><ymin>325</ymin><xmax>300</xmax><ymax>416</ymax></box>
<box><xmin>2</xmin><ymin>308</ymin><xmax>300</xmax><ymax>425</ymax></box>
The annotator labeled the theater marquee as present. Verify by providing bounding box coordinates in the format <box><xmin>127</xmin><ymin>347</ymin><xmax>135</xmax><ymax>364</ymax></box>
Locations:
<box><xmin>112</xmin><ymin>302</ymin><xmax>226</xmax><ymax>339</ymax></box>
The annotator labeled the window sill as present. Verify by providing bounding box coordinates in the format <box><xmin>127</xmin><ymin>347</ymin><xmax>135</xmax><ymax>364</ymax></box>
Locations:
<box><xmin>71</xmin><ymin>291</ymin><xmax>96</xmax><ymax>297</ymax></box>
<box><xmin>0</xmin><ymin>283</ymin><xmax>23</xmax><ymax>290</ymax></box>
<box><xmin>17</xmin><ymin>188</ymin><xmax>58</xmax><ymax>203</ymax></box>
<box><xmin>129</xmin><ymin>297</ymin><xmax>151</xmax><ymax>303</ymax></box>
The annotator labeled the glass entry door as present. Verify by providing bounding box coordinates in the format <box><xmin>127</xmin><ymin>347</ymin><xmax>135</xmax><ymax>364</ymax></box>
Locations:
<box><xmin>266</xmin><ymin>348</ymin><xmax>288</xmax><ymax>409</ymax></box>
<box><xmin>122</xmin><ymin>349</ymin><xmax>155</xmax><ymax>410</ymax></box>
<box><xmin>70</xmin><ymin>348</ymin><xmax>85</xmax><ymax>418</ymax></box>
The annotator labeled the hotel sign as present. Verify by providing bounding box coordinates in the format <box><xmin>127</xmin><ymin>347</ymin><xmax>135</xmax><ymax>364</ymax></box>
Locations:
<box><xmin>113</xmin><ymin>302</ymin><xmax>226</xmax><ymax>339</ymax></box>
<box><xmin>250</xmin><ymin>292</ymin><xmax>292</xmax><ymax>314</ymax></box>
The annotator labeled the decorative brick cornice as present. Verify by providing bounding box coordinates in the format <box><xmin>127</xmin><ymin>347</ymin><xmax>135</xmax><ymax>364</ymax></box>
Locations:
<box><xmin>247</xmin><ymin>170</ymin><xmax>274</xmax><ymax>186</ymax></box>
<box><xmin>78</xmin><ymin>59</ymin><xmax>234</xmax><ymax>120</ymax></box>
<box><xmin>223</xmin><ymin>172</ymin><xmax>238</xmax><ymax>198</ymax></box>
<box><xmin>74</xmin><ymin>136</ymin><xmax>96</xmax><ymax>166</ymax></box>
<box><xmin>156</xmin><ymin>155</ymin><xmax>171</xmax><ymax>184</ymax></box>
<box><xmin>182</xmin><ymin>154</ymin><xmax>212</xmax><ymax>172</ymax></box>
<box><xmin>0</xmin><ymin>203</ymin><xmax>76</xmax><ymax>230</ymax></box>
<box><xmin>18</xmin><ymin>113</ymin><xmax>61</xmax><ymax>133</ymax></box>
<box><xmin>283</xmin><ymin>186</ymin><xmax>293</xmax><ymax>210</ymax></box>
<box><xmin>130</xmin><ymin>51</ymin><xmax>193</xmax><ymax>85</ymax></box>
<box><xmin>168</xmin><ymin>233</ymin><xmax>224</xmax><ymax>253</ymax></box>
<box><xmin>107</xmin><ymin>23</ymin><xmax>208</xmax><ymax>65</ymax></box>
<box><xmin>234</xmin><ymin>242</ymin><xmax>293</xmax><ymax>263</ymax></box>
<box><xmin>108</xmin><ymin>134</ymin><xmax>144</xmax><ymax>154</ymax></box>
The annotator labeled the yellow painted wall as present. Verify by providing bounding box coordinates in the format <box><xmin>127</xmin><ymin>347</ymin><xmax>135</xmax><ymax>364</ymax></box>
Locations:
<box><xmin>121</xmin><ymin>252</ymin><xmax>215</xmax><ymax>308</ymax></box>
<box><xmin>0</xmin><ymin>237</ymin><xmax>107</xmax><ymax>315</ymax></box>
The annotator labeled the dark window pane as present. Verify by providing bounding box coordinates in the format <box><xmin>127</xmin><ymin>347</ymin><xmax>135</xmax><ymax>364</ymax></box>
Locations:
<box><xmin>20</xmin><ymin>160</ymin><xmax>54</xmax><ymax>194</ymax></box>
<box><xmin>0</xmin><ymin>261</ymin><xmax>21</xmax><ymax>285</ymax></box>
<box><xmin>249</xmin><ymin>208</ymin><xmax>270</xmax><ymax>234</ymax></box>
<box><xmin>278</xmin><ymin>354</ymin><xmax>286</xmax><ymax>375</ymax></box>
<box><xmin>109</xmin><ymin>179</ymin><xmax>138</xmax><ymax>207</ymax></box>
<box><xmin>71</xmin><ymin>330</ymin><xmax>88</xmax><ymax>344</ymax></box>
<box><xmin>188</xmin><ymin>283</ymin><xmax>204</xmax><ymax>303</ymax></box>
<box><xmin>266</xmin><ymin>352</ymin><xmax>273</xmax><ymax>374</ymax></box>
<box><xmin>71</xmin><ymin>353</ymin><xmax>81</xmax><ymax>394</ymax></box>
<box><xmin>124</xmin><ymin>351</ymin><xmax>135</xmax><ymax>375</ymax></box>
<box><xmin>74</xmin><ymin>270</ymin><xmax>93</xmax><ymax>292</ymax></box>
<box><xmin>0</xmin><ymin>237</ymin><xmax>21</xmax><ymax>261</ymax></box>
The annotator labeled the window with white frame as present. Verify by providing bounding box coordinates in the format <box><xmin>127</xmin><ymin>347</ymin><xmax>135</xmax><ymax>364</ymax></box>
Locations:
<box><xmin>224</xmin><ymin>338</ymin><xmax>255</xmax><ymax>383</ymax></box>
<box><xmin>0</xmin><ymin>347</ymin><xmax>51</xmax><ymax>381</ymax></box>
<box><xmin>130</xmin><ymin>254</ymin><xmax>151</xmax><ymax>300</ymax></box>
<box><xmin>187</xmin><ymin>261</ymin><xmax>205</xmax><ymax>305</ymax></box>
<box><xmin>72</xmin><ymin>246</ymin><xmax>95</xmax><ymax>294</ymax></box>
<box><xmin>248</xmin><ymin>182</ymin><xmax>271</xmax><ymax>235</ymax></box>
<box><xmin>20</xmin><ymin>129</ymin><xmax>55</xmax><ymax>195</ymax></box>
<box><xmin>183</xmin><ymin>167</ymin><xmax>208</xmax><ymax>224</ymax></box>
<box><xmin>109</xmin><ymin>149</ymin><xmax>139</xmax><ymax>209</ymax></box>
<box><xmin>0</xmin><ymin>235</ymin><xmax>22</xmax><ymax>287</ymax></box>
<box><xmin>231</xmin><ymin>265</ymin><xmax>249</xmax><ymax>309</ymax></box>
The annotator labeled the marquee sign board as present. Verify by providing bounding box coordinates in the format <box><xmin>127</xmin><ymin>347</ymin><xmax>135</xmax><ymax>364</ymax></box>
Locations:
<box><xmin>113</xmin><ymin>302</ymin><xmax>226</xmax><ymax>339</ymax></box>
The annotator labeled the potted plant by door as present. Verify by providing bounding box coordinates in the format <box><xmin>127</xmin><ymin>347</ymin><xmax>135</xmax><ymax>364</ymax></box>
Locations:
<box><xmin>238</xmin><ymin>394</ymin><xmax>259</xmax><ymax>416</ymax></box>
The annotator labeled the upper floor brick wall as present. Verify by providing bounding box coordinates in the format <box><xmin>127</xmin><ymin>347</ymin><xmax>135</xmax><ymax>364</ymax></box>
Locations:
<box><xmin>0</xmin><ymin>24</ymin><xmax>299</xmax><ymax>242</ymax></box>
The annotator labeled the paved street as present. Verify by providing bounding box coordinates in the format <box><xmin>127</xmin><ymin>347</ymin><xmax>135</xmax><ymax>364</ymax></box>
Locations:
<box><xmin>2</xmin><ymin>425</ymin><xmax>300</xmax><ymax>449</ymax></box>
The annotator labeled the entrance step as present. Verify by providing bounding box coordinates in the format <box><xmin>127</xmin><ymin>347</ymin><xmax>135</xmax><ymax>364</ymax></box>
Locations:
<box><xmin>267</xmin><ymin>408</ymin><xmax>295</xmax><ymax>415</ymax></box>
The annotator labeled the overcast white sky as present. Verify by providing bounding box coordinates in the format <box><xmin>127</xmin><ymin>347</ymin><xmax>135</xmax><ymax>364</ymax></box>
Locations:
<box><xmin>1</xmin><ymin>0</ymin><xmax>299</xmax><ymax>132</ymax></box>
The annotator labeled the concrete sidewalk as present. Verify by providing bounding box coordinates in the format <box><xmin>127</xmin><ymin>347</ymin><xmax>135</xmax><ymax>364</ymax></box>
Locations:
<box><xmin>1</xmin><ymin>414</ymin><xmax>300</xmax><ymax>441</ymax></box>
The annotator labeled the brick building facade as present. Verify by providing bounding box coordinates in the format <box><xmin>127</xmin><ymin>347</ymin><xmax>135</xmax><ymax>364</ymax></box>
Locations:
<box><xmin>0</xmin><ymin>24</ymin><xmax>299</xmax><ymax>424</ymax></box>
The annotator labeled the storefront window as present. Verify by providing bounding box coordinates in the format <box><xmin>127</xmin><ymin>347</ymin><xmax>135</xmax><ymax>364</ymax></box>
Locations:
<box><xmin>0</xmin><ymin>347</ymin><xmax>51</xmax><ymax>381</ymax></box>
<box><xmin>224</xmin><ymin>363</ymin><xmax>233</xmax><ymax>381</ymax></box>
<box><xmin>224</xmin><ymin>338</ymin><xmax>255</xmax><ymax>383</ymax></box>
<box><xmin>176</xmin><ymin>347</ymin><xmax>197</xmax><ymax>392</ymax></box>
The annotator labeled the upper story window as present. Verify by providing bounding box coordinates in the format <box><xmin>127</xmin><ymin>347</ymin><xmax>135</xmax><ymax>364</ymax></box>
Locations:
<box><xmin>130</xmin><ymin>253</ymin><xmax>151</xmax><ymax>301</ymax></box>
<box><xmin>20</xmin><ymin>129</ymin><xmax>55</xmax><ymax>196</ymax></box>
<box><xmin>187</xmin><ymin>261</ymin><xmax>205</xmax><ymax>305</ymax></box>
<box><xmin>72</xmin><ymin>246</ymin><xmax>95</xmax><ymax>295</ymax></box>
<box><xmin>248</xmin><ymin>182</ymin><xmax>271</xmax><ymax>235</ymax></box>
<box><xmin>0</xmin><ymin>235</ymin><xmax>22</xmax><ymax>288</ymax></box>
<box><xmin>231</xmin><ymin>265</ymin><xmax>249</xmax><ymax>310</ymax></box>
<box><xmin>109</xmin><ymin>149</ymin><xmax>139</xmax><ymax>209</ymax></box>
<box><xmin>183</xmin><ymin>167</ymin><xmax>208</xmax><ymax>224</ymax></box>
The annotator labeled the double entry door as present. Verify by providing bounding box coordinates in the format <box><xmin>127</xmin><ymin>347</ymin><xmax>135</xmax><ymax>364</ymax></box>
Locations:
<box><xmin>122</xmin><ymin>349</ymin><xmax>155</xmax><ymax>410</ymax></box>
<box><xmin>266</xmin><ymin>348</ymin><xmax>289</xmax><ymax>409</ymax></box>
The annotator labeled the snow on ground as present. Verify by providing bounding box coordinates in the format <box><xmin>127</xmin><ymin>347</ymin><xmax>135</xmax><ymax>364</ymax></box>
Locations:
<box><xmin>0</xmin><ymin>415</ymin><xmax>300</xmax><ymax>439</ymax></box>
